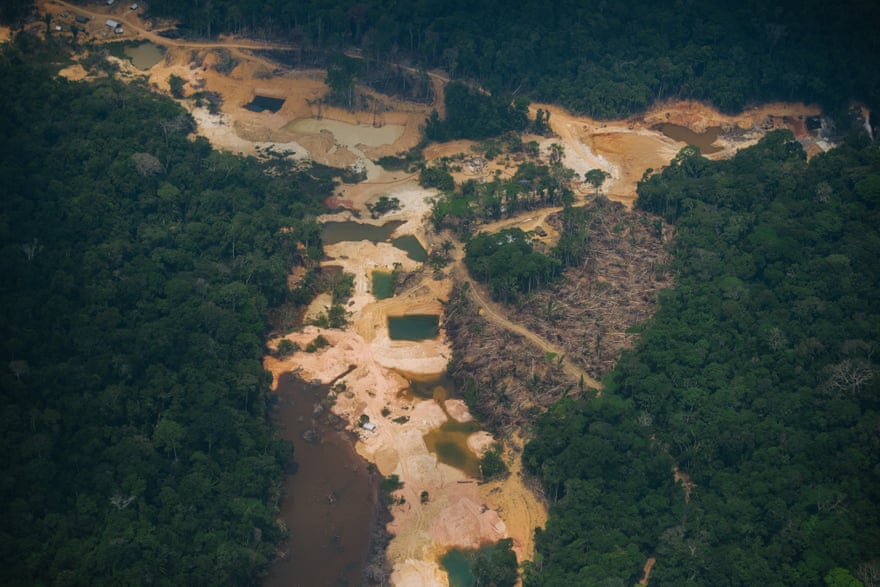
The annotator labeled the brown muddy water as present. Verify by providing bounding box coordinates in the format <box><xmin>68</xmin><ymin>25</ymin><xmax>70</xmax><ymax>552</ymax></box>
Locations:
<box><xmin>400</xmin><ymin>372</ymin><xmax>483</xmax><ymax>479</ymax></box>
<box><xmin>653</xmin><ymin>122</ymin><xmax>723</xmax><ymax>154</ymax></box>
<box><xmin>264</xmin><ymin>374</ymin><xmax>377</xmax><ymax>587</ymax></box>
<box><xmin>123</xmin><ymin>42</ymin><xmax>164</xmax><ymax>70</ymax></box>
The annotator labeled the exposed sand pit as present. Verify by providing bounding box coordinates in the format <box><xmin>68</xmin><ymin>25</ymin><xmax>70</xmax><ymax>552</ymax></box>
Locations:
<box><xmin>285</xmin><ymin>118</ymin><xmax>407</xmax><ymax>180</ymax></box>
<box><xmin>58</xmin><ymin>62</ymin><xmax>90</xmax><ymax>81</ymax></box>
<box><xmin>533</xmin><ymin>100</ymin><xmax>823</xmax><ymax>207</ymax></box>
<box><xmin>586</xmin><ymin>131</ymin><xmax>680</xmax><ymax>203</ymax></box>
<box><xmin>265</xmin><ymin>169</ymin><xmax>534</xmax><ymax>583</ymax></box>
<box><xmin>287</xmin><ymin>118</ymin><xmax>406</xmax><ymax>147</ymax></box>
<box><xmin>265</xmin><ymin>321</ymin><xmax>512</xmax><ymax>584</ymax></box>
<box><xmin>42</xmin><ymin>6</ymin><xmax>831</xmax><ymax>581</ymax></box>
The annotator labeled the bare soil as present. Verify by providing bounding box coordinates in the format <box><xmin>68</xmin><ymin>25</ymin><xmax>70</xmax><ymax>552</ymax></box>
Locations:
<box><xmin>534</xmin><ymin>100</ymin><xmax>823</xmax><ymax>207</ymax></box>
<box><xmin>36</xmin><ymin>2</ymin><xmax>833</xmax><ymax>583</ymax></box>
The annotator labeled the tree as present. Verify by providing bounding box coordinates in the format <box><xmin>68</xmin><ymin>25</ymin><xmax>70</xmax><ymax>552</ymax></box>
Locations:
<box><xmin>827</xmin><ymin>359</ymin><xmax>875</xmax><ymax>396</ymax></box>
<box><xmin>0</xmin><ymin>43</ymin><xmax>331</xmax><ymax>584</ymax></box>
<box><xmin>548</xmin><ymin>143</ymin><xmax>565</xmax><ymax>165</ymax></box>
<box><xmin>585</xmin><ymin>168</ymin><xmax>611</xmax><ymax>196</ymax></box>
<box><xmin>153</xmin><ymin>419</ymin><xmax>186</xmax><ymax>461</ymax></box>
<box><xmin>325</xmin><ymin>53</ymin><xmax>363</xmax><ymax>110</ymax></box>
<box><xmin>132</xmin><ymin>152</ymin><xmax>164</xmax><ymax>176</ymax></box>
<box><xmin>479</xmin><ymin>446</ymin><xmax>508</xmax><ymax>481</ymax></box>
<box><xmin>441</xmin><ymin>239</ymin><xmax>454</xmax><ymax>258</ymax></box>
<box><xmin>168</xmin><ymin>74</ymin><xmax>186</xmax><ymax>98</ymax></box>
<box><xmin>824</xmin><ymin>568</ymin><xmax>864</xmax><ymax>587</ymax></box>
<box><xmin>473</xmin><ymin>539</ymin><xmax>518</xmax><ymax>587</ymax></box>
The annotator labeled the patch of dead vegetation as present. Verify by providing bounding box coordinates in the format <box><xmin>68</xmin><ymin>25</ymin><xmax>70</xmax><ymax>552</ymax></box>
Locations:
<box><xmin>445</xmin><ymin>198</ymin><xmax>673</xmax><ymax>429</ymax></box>
<box><xmin>444</xmin><ymin>285</ymin><xmax>579</xmax><ymax>429</ymax></box>
<box><xmin>511</xmin><ymin>197</ymin><xmax>674</xmax><ymax>380</ymax></box>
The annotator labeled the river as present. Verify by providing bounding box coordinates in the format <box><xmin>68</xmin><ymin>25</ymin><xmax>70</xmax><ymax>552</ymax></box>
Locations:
<box><xmin>263</xmin><ymin>374</ymin><xmax>378</xmax><ymax>587</ymax></box>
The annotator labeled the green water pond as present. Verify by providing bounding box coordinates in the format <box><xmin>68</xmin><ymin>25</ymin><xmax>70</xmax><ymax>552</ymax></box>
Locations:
<box><xmin>391</xmin><ymin>235</ymin><xmax>428</xmax><ymax>262</ymax></box>
<box><xmin>321</xmin><ymin>220</ymin><xmax>405</xmax><ymax>245</ymax></box>
<box><xmin>372</xmin><ymin>270</ymin><xmax>394</xmax><ymax>300</ymax></box>
<box><xmin>387</xmin><ymin>314</ymin><xmax>439</xmax><ymax>341</ymax></box>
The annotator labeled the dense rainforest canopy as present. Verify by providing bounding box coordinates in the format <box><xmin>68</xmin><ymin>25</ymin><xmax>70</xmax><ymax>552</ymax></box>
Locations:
<box><xmin>2</xmin><ymin>1</ymin><xmax>879</xmax><ymax>586</ymax></box>
<box><xmin>0</xmin><ymin>37</ymin><xmax>333</xmax><ymax>586</ymax></box>
<box><xmin>130</xmin><ymin>0</ymin><xmax>880</xmax><ymax>119</ymax></box>
<box><xmin>11</xmin><ymin>0</ymin><xmax>876</xmax><ymax>119</ymax></box>
<box><xmin>523</xmin><ymin>132</ymin><xmax>880</xmax><ymax>586</ymax></box>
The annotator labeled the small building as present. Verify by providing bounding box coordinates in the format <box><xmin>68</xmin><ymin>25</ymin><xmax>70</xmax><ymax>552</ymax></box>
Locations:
<box><xmin>362</xmin><ymin>422</ymin><xmax>376</xmax><ymax>432</ymax></box>
<box><xmin>105</xmin><ymin>19</ymin><xmax>124</xmax><ymax>34</ymax></box>
<box><xmin>130</xmin><ymin>3</ymin><xmax>139</xmax><ymax>9</ymax></box>
<box><xmin>107</xmin><ymin>0</ymin><xmax>116</xmax><ymax>5</ymax></box>
<box><xmin>75</xmin><ymin>15</ymin><xmax>89</xmax><ymax>24</ymax></box>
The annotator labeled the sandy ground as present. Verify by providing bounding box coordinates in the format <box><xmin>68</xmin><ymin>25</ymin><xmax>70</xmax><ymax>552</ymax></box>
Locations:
<box><xmin>39</xmin><ymin>2</ymin><xmax>834</xmax><ymax>582</ymax></box>
<box><xmin>263</xmin><ymin>177</ymin><xmax>540</xmax><ymax>584</ymax></box>
<box><xmin>534</xmin><ymin>100</ymin><xmax>823</xmax><ymax>207</ymax></box>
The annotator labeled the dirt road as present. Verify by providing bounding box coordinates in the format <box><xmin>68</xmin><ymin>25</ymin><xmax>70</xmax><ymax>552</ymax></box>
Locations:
<box><xmin>452</xmin><ymin>263</ymin><xmax>603</xmax><ymax>392</ymax></box>
<box><xmin>53</xmin><ymin>0</ymin><xmax>291</xmax><ymax>50</ymax></box>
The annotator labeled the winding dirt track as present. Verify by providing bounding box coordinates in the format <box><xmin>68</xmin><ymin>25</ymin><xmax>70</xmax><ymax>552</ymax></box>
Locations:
<box><xmin>54</xmin><ymin>0</ymin><xmax>292</xmax><ymax>50</ymax></box>
<box><xmin>452</xmin><ymin>263</ymin><xmax>603</xmax><ymax>392</ymax></box>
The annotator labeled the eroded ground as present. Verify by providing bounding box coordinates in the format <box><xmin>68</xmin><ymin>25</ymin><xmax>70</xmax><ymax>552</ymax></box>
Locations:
<box><xmin>24</xmin><ymin>2</ymin><xmax>834</xmax><ymax>583</ymax></box>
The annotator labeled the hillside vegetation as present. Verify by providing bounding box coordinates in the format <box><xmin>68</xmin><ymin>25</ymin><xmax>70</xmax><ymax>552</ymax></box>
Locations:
<box><xmin>523</xmin><ymin>132</ymin><xmax>880</xmax><ymax>586</ymax></box>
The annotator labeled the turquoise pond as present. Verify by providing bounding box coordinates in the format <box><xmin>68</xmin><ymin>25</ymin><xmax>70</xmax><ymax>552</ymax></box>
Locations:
<box><xmin>387</xmin><ymin>314</ymin><xmax>439</xmax><ymax>341</ymax></box>
<box><xmin>440</xmin><ymin>543</ymin><xmax>507</xmax><ymax>587</ymax></box>
<box><xmin>440</xmin><ymin>548</ymin><xmax>475</xmax><ymax>587</ymax></box>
